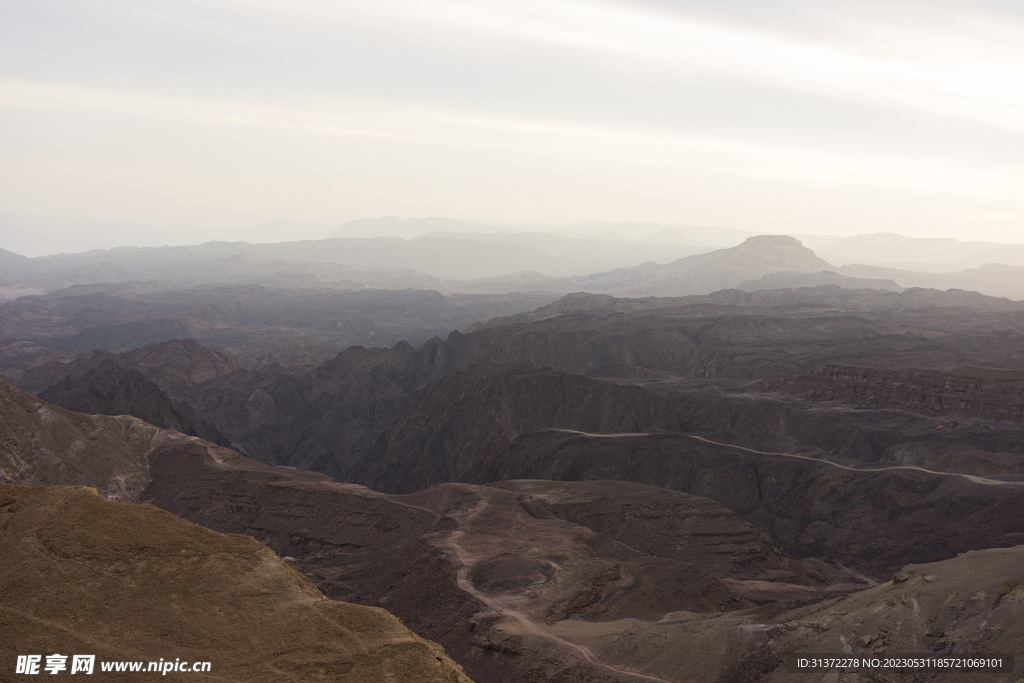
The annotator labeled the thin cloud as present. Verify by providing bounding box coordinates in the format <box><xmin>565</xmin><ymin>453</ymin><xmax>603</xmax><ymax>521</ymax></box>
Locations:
<box><xmin>3</xmin><ymin>0</ymin><xmax>1024</xmax><ymax>242</ymax></box>
<box><xmin>4</xmin><ymin>78</ymin><xmax>1021</xmax><ymax>196</ymax></box>
<box><xmin>194</xmin><ymin>0</ymin><xmax>1024</xmax><ymax>132</ymax></box>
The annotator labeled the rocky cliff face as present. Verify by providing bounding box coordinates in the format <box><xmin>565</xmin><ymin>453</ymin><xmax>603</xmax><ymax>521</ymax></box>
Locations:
<box><xmin>0</xmin><ymin>378</ymin><xmax>861</xmax><ymax>682</ymax></box>
<box><xmin>354</xmin><ymin>359</ymin><xmax>1024</xmax><ymax>490</ymax></box>
<box><xmin>8</xmin><ymin>293</ymin><xmax>1024</xmax><ymax>489</ymax></box>
<box><xmin>0</xmin><ymin>379</ymin><xmax>159</xmax><ymax>500</ymax></box>
<box><xmin>767</xmin><ymin>363</ymin><xmax>1024</xmax><ymax>421</ymax></box>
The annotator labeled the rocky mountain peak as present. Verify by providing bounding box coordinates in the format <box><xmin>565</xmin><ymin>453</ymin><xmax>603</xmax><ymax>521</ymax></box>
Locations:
<box><xmin>121</xmin><ymin>338</ymin><xmax>235</xmax><ymax>387</ymax></box>
<box><xmin>681</xmin><ymin>233</ymin><xmax>829</xmax><ymax>278</ymax></box>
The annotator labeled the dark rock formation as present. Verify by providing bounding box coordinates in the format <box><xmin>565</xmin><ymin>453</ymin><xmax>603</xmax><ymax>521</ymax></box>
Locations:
<box><xmin>463</xmin><ymin>430</ymin><xmax>1024</xmax><ymax>578</ymax></box>
<box><xmin>119</xmin><ymin>337</ymin><xmax>236</xmax><ymax>392</ymax></box>
<box><xmin>765</xmin><ymin>363</ymin><xmax>1024</xmax><ymax>421</ymax></box>
<box><xmin>0</xmin><ymin>338</ymin><xmax>81</xmax><ymax>389</ymax></box>
<box><xmin>37</xmin><ymin>358</ymin><xmax>231</xmax><ymax>447</ymax></box>
<box><xmin>0</xmin><ymin>379</ymin><xmax>159</xmax><ymax>500</ymax></box>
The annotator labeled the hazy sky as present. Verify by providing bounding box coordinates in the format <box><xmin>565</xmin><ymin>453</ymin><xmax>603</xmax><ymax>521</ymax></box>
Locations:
<box><xmin>2</xmin><ymin>0</ymin><xmax>1024</xmax><ymax>255</ymax></box>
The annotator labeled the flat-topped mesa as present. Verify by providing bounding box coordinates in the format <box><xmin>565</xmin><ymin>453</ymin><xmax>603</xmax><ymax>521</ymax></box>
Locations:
<box><xmin>578</xmin><ymin>234</ymin><xmax>835</xmax><ymax>296</ymax></box>
<box><xmin>738</xmin><ymin>234</ymin><xmax>804</xmax><ymax>248</ymax></box>
<box><xmin>719</xmin><ymin>234</ymin><xmax>831</xmax><ymax>270</ymax></box>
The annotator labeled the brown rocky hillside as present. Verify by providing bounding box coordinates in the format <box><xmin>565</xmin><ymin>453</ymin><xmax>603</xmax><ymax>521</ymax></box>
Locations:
<box><xmin>0</xmin><ymin>484</ymin><xmax>472</xmax><ymax>682</ymax></box>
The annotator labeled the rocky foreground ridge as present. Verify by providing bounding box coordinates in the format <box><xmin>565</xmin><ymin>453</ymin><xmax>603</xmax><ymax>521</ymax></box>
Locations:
<box><xmin>0</xmin><ymin>484</ymin><xmax>472</xmax><ymax>683</ymax></box>
<box><xmin>0</xmin><ymin>382</ymin><xmax>472</xmax><ymax>682</ymax></box>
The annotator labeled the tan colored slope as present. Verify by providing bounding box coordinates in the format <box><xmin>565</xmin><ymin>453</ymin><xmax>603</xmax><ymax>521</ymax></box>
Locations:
<box><xmin>0</xmin><ymin>484</ymin><xmax>473</xmax><ymax>683</ymax></box>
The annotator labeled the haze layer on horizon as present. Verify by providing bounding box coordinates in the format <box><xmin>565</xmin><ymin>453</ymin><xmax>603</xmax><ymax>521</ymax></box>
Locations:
<box><xmin>2</xmin><ymin>0</ymin><xmax>1024</xmax><ymax>256</ymax></box>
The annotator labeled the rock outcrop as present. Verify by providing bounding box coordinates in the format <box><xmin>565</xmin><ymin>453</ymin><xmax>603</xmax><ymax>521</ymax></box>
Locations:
<box><xmin>38</xmin><ymin>358</ymin><xmax>231</xmax><ymax>446</ymax></box>
<box><xmin>0</xmin><ymin>379</ymin><xmax>160</xmax><ymax>500</ymax></box>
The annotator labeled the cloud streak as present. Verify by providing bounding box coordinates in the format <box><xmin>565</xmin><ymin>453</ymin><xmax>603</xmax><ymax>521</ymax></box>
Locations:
<box><xmin>197</xmin><ymin>0</ymin><xmax>1024</xmax><ymax>132</ymax></box>
<box><xmin>6</xmin><ymin>77</ymin><xmax>1021</xmax><ymax>196</ymax></box>
<box><xmin>3</xmin><ymin>0</ymin><xmax>1024</xmax><ymax>244</ymax></box>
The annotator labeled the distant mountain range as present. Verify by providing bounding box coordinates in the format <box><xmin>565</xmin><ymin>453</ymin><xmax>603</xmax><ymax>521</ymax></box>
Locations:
<box><xmin>5</xmin><ymin>223</ymin><xmax>1024</xmax><ymax>301</ymax></box>
<box><xmin>817</xmin><ymin>232</ymin><xmax>1024</xmax><ymax>269</ymax></box>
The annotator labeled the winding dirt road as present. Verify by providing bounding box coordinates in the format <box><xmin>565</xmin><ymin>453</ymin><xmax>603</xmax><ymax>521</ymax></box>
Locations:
<box><xmin>684</xmin><ymin>434</ymin><xmax>1022</xmax><ymax>486</ymax></box>
<box><xmin>436</xmin><ymin>488</ymin><xmax>683</xmax><ymax>683</ymax></box>
<box><xmin>544</xmin><ymin>428</ymin><xmax>1022</xmax><ymax>486</ymax></box>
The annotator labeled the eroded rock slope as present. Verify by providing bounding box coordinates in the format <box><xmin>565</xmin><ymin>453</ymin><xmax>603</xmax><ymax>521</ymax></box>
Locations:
<box><xmin>0</xmin><ymin>484</ymin><xmax>473</xmax><ymax>683</ymax></box>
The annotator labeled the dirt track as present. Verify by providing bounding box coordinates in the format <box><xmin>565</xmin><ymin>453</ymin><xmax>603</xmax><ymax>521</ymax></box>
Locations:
<box><xmin>544</xmin><ymin>427</ymin><xmax>1023</xmax><ymax>486</ymax></box>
